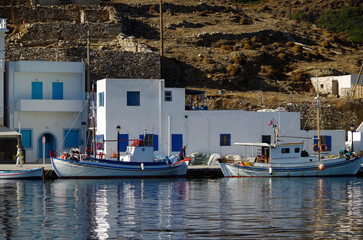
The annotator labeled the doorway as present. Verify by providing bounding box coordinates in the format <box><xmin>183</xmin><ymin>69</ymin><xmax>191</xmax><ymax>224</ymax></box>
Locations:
<box><xmin>38</xmin><ymin>133</ymin><xmax>56</xmax><ymax>159</ymax></box>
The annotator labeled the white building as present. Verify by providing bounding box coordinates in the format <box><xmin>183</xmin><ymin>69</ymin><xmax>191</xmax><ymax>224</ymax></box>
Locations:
<box><xmin>96</xmin><ymin>78</ymin><xmax>346</xmax><ymax>159</ymax></box>
<box><xmin>0</xmin><ymin>19</ymin><xmax>22</xmax><ymax>163</ymax></box>
<box><xmin>350</xmin><ymin>122</ymin><xmax>363</xmax><ymax>155</ymax></box>
<box><xmin>311</xmin><ymin>74</ymin><xmax>363</xmax><ymax>98</ymax></box>
<box><xmin>5</xmin><ymin>61</ymin><xmax>86</xmax><ymax>163</ymax></box>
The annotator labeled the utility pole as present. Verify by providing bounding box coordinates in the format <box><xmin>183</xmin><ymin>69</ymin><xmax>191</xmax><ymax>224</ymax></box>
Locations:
<box><xmin>159</xmin><ymin>0</ymin><xmax>164</xmax><ymax>79</ymax></box>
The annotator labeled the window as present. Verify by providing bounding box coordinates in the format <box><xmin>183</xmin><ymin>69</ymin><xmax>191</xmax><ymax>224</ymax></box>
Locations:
<box><xmin>165</xmin><ymin>91</ymin><xmax>172</xmax><ymax>101</ymax></box>
<box><xmin>99</xmin><ymin>92</ymin><xmax>104</xmax><ymax>107</ymax></box>
<box><xmin>220</xmin><ymin>134</ymin><xmax>231</xmax><ymax>146</ymax></box>
<box><xmin>32</xmin><ymin>82</ymin><xmax>43</xmax><ymax>99</ymax></box>
<box><xmin>295</xmin><ymin>147</ymin><xmax>300</xmax><ymax>153</ymax></box>
<box><xmin>64</xmin><ymin>129</ymin><xmax>80</xmax><ymax>148</ymax></box>
<box><xmin>262</xmin><ymin>135</ymin><xmax>271</xmax><ymax>144</ymax></box>
<box><xmin>172</xmin><ymin>134</ymin><xmax>183</xmax><ymax>152</ymax></box>
<box><xmin>52</xmin><ymin>82</ymin><xmax>63</xmax><ymax>100</ymax></box>
<box><xmin>139</xmin><ymin>134</ymin><xmax>159</xmax><ymax>151</ymax></box>
<box><xmin>281</xmin><ymin>148</ymin><xmax>290</xmax><ymax>154</ymax></box>
<box><xmin>127</xmin><ymin>91</ymin><xmax>140</xmax><ymax>106</ymax></box>
<box><xmin>20</xmin><ymin>129</ymin><xmax>32</xmax><ymax>148</ymax></box>
<box><xmin>314</xmin><ymin>135</ymin><xmax>332</xmax><ymax>151</ymax></box>
<box><xmin>96</xmin><ymin>134</ymin><xmax>104</xmax><ymax>149</ymax></box>
<box><xmin>143</xmin><ymin>134</ymin><xmax>154</xmax><ymax>146</ymax></box>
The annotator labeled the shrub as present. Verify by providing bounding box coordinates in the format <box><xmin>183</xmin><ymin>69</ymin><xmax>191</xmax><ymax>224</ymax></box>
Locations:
<box><xmin>286</xmin><ymin>41</ymin><xmax>295</xmax><ymax>47</ymax></box>
<box><xmin>261</xmin><ymin>65</ymin><xmax>276</xmax><ymax>77</ymax></box>
<box><xmin>293</xmin><ymin>44</ymin><xmax>302</xmax><ymax>53</ymax></box>
<box><xmin>318</xmin><ymin>7</ymin><xmax>363</xmax><ymax>41</ymax></box>
<box><xmin>232</xmin><ymin>56</ymin><xmax>243</xmax><ymax>65</ymax></box>
<box><xmin>321</xmin><ymin>40</ymin><xmax>331</xmax><ymax>48</ymax></box>
<box><xmin>220</xmin><ymin>45</ymin><xmax>233</xmax><ymax>51</ymax></box>
<box><xmin>148</xmin><ymin>5</ymin><xmax>157</xmax><ymax>13</ymax></box>
<box><xmin>227</xmin><ymin>65</ymin><xmax>240</xmax><ymax>76</ymax></box>
<box><xmin>203</xmin><ymin>58</ymin><xmax>213</xmax><ymax>64</ymax></box>
<box><xmin>277</xmin><ymin>53</ymin><xmax>287</xmax><ymax>61</ymax></box>
<box><xmin>251</xmin><ymin>36</ymin><xmax>260</xmax><ymax>43</ymax></box>
<box><xmin>243</xmin><ymin>43</ymin><xmax>254</xmax><ymax>50</ymax></box>
<box><xmin>239</xmin><ymin>18</ymin><xmax>252</xmax><ymax>25</ymax></box>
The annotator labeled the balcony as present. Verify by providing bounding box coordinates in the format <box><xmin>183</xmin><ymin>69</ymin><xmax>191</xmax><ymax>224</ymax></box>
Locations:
<box><xmin>15</xmin><ymin>99</ymin><xmax>83</xmax><ymax>112</ymax></box>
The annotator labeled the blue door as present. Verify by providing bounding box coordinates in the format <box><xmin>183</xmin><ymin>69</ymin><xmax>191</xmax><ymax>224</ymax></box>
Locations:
<box><xmin>38</xmin><ymin>133</ymin><xmax>56</xmax><ymax>158</ymax></box>
<box><xmin>52</xmin><ymin>82</ymin><xmax>63</xmax><ymax>99</ymax></box>
<box><xmin>32</xmin><ymin>82</ymin><xmax>43</xmax><ymax>99</ymax></box>
<box><xmin>172</xmin><ymin>134</ymin><xmax>183</xmax><ymax>152</ymax></box>
<box><xmin>118</xmin><ymin>134</ymin><xmax>129</xmax><ymax>152</ymax></box>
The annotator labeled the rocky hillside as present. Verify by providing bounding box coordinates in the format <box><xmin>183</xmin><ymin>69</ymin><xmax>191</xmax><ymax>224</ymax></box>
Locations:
<box><xmin>2</xmin><ymin>0</ymin><xmax>363</xmax><ymax>130</ymax></box>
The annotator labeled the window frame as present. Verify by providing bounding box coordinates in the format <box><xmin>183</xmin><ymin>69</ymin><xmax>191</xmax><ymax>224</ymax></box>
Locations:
<box><xmin>99</xmin><ymin>92</ymin><xmax>104</xmax><ymax>107</ymax></box>
<box><xmin>16</xmin><ymin>129</ymin><xmax>32</xmax><ymax>149</ymax></box>
<box><xmin>165</xmin><ymin>91</ymin><xmax>172</xmax><ymax>101</ymax></box>
<box><xmin>281</xmin><ymin>148</ymin><xmax>290</xmax><ymax>154</ymax></box>
<box><xmin>220</xmin><ymin>134</ymin><xmax>231</xmax><ymax>146</ymax></box>
<box><xmin>127</xmin><ymin>91</ymin><xmax>140</xmax><ymax>106</ymax></box>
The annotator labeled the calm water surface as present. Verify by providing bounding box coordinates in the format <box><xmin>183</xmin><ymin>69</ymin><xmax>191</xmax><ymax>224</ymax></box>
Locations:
<box><xmin>0</xmin><ymin>177</ymin><xmax>363</xmax><ymax>239</ymax></box>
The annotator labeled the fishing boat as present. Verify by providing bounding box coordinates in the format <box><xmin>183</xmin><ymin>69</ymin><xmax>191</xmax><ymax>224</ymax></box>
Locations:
<box><xmin>51</xmin><ymin>85</ymin><xmax>189</xmax><ymax>179</ymax></box>
<box><xmin>219</xmin><ymin>91</ymin><xmax>362</xmax><ymax>177</ymax></box>
<box><xmin>51</xmin><ymin>142</ymin><xmax>189</xmax><ymax>179</ymax></box>
<box><xmin>0</xmin><ymin>168</ymin><xmax>43</xmax><ymax>179</ymax></box>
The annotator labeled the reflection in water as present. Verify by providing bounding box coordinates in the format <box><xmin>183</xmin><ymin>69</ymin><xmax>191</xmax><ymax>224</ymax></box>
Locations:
<box><xmin>0</xmin><ymin>177</ymin><xmax>362</xmax><ymax>239</ymax></box>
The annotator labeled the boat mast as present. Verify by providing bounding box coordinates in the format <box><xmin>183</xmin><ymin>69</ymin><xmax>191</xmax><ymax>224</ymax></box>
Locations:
<box><xmin>91</xmin><ymin>84</ymin><xmax>96</xmax><ymax>158</ymax></box>
<box><xmin>316</xmin><ymin>78</ymin><xmax>321</xmax><ymax>161</ymax></box>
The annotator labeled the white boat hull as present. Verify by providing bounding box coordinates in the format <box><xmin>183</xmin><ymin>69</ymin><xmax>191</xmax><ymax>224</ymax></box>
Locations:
<box><xmin>219</xmin><ymin>157</ymin><xmax>362</xmax><ymax>177</ymax></box>
<box><xmin>51</xmin><ymin>157</ymin><xmax>188</xmax><ymax>178</ymax></box>
<box><xmin>0</xmin><ymin>168</ymin><xmax>43</xmax><ymax>179</ymax></box>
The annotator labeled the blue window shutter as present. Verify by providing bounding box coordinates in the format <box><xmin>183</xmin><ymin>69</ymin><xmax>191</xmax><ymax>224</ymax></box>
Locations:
<box><xmin>153</xmin><ymin>135</ymin><xmax>158</xmax><ymax>151</ymax></box>
<box><xmin>32</xmin><ymin>82</ymin><xmax>43</xmax><ymax>99</ymax></box>
<box><xmin>21</xmin><ymin>130</ymin><xmax>32</xmax><ymax>148</ymax></box>
<box><xmin>172</xmin><ymin>134</ymin><xmax>183</xmax><ymax>152</ymax></box>
<box><xmin>127</xmin><ymin>92</ymin><xmax>140</xmax><ymax>106</ymax></box>
<box><xmin>99</xmin><ymin>92</ymin><xmax>104</xmax><ymax>106</ymax></box>
<box><xmin>326</xmin><ymin>136</ymin><xmax>331</xmax><ymax>151</ymax></box>
<box><xmin>314</xmin><ymin>135</ymin><xmax>331</xmax><ymax>151</ymax></box>
<box><xmin>52</xmin><ymin>82</ymin><xmax>63</xmax><ymax>99</ymax></box>
<box><xmin>64</xmin><ymin>130</ymin><xmax>79</xmax><ymax>148</ymax></box>
<box><xmin>119</xmin><ymin>134</ymin><xmax>129</xmax><ymax>152</ymax></box>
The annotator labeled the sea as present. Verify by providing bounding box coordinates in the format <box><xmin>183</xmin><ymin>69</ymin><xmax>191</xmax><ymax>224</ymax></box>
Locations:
<box><xmin>1</xmin><ymin>177</ymin><xmax>363</xmax><ymax>239</ymax></box>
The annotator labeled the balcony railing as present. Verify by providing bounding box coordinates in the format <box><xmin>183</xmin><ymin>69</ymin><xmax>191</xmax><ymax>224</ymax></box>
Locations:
<box><xmin>15</xmin><ymin>99</ymin><xmax>83</xmax><ymax>112</ymax></box>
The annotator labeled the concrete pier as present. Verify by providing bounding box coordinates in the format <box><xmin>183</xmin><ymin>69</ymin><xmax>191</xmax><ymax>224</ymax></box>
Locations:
<box><xmin>0</xmin><ymin>164</ymin><xmax>224</xmax><ymax>179</ymax></box>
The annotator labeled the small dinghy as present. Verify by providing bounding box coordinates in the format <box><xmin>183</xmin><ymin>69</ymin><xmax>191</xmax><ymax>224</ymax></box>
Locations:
<box><xmin>0</xmin><ymin>168</ymin><xmax>43</xmax><ymax>179</ymax></box>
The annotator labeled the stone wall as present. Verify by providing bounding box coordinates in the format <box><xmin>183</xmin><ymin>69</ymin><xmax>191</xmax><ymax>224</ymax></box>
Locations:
<box><xmin>6</xmin><ymin>45</ymin><xmax>160</xmax><ymax>82</ymax></box>
<box><xmin>38</xmin><ymin>0</ymin><xmax>100</xmax><ymax>5</ymax></box>
<box><xmin>0</xmin><ymin>5</ymin><xmax>112</xmax><ymax>24</ymax></box>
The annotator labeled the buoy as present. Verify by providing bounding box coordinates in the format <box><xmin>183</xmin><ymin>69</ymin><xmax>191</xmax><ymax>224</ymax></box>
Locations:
<box><xmin>269</xmin><ymin>167</ymin><xmax>273</xmax><ymax>174</ymax></box>
<box><xmin>141</xmin><ymin>163</ymin><xmax>144</xmax><ymax>170</ymax></box>
<box><xmin>319</xmin><ymin>164</ymin><xmax>325</xmax><ymax>170</ymax></box>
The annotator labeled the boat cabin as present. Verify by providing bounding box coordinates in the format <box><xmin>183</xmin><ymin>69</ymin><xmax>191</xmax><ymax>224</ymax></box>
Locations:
<box><xmin>236</xmin><ymin>142</ymin><xmax>311</xmax><ymax>164</ymax></box>
<box><xmin>120</xmin><ymin>145</ymin><xmax>154</xmax><ymax>163</ymax></box>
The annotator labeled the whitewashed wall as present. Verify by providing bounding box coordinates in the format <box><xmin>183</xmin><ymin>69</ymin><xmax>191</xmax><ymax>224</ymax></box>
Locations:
<box><xmin>310</xmin><ymin>74</ymin><xmax>361</xmax><ymax>97</ymax></box>
<box><xmin>0</xmin><ymin>19</ymin><xmax>8</xmax><ymax>125</ymax></box>
<box><xmin>97</xmin><ymin>79</ymin><xmax>347</xmax><ymax>159</ymax></box>
<box><xmin>6</xmin><ymin>61</ymin><xmax>86</xmax><ymax>162</ymax></box>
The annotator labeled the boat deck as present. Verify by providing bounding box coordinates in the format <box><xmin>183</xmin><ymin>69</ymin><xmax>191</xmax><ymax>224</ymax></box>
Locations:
<box><xmin>0</xmin><ymin>163</ymin><xmax>223</xmax><ymax>179</ymax></box>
